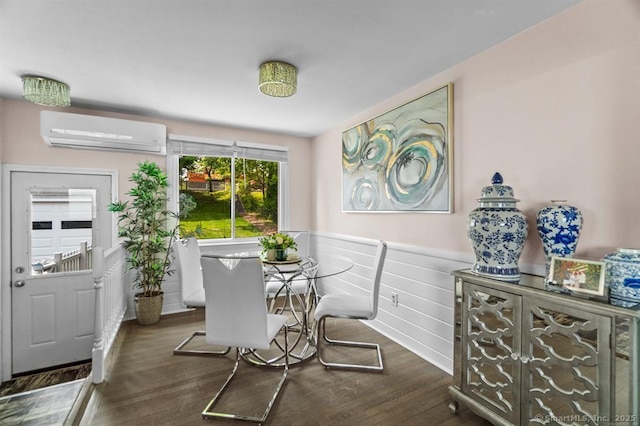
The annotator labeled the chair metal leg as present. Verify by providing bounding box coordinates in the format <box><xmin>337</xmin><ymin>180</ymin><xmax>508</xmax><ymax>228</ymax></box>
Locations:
<box><xmin>202</xmin><ymin>329</ymin><xmax>289</xmax><ymax>423</ymax></box>
<box><xmin>174</xmin><ymin>331</ymin><xmax>231</xmax><ymax>356</ymax></box>
<box><xmin>316</xmin><ymin>317</ymin><xmax>384</xmax><ymax>372</ymax></box>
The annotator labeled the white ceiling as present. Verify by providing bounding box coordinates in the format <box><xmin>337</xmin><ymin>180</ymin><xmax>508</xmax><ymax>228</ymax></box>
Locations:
<box><xmin>0</xmin><ymin>0</ymin><xmax>581</xmax><ymax>138</ymax></box>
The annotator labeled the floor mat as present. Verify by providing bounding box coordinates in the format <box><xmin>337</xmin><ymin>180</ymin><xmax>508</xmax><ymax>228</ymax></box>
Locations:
<box><xmin>0</xmin><ymin>379</ymin><xmax>84</xmax><ymax>425</ymax></box>
<box><xmin>0</xmin><ymin>362</ymin><xmax>91</xmax><ymax>397</ymax></box>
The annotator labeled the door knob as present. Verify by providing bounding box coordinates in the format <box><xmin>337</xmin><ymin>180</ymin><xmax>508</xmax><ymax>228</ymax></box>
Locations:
<box><xmin>13</xmin><ymin>280</ymin><xmax>25</xmax><ymax>287</ymax></box>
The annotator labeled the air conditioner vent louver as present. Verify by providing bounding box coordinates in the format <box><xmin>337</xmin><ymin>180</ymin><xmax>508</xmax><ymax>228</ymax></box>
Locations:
<box><xmin>40</xmin><ymin>111</ymin><xmax>167</xmax><ymax>155</ymax></box>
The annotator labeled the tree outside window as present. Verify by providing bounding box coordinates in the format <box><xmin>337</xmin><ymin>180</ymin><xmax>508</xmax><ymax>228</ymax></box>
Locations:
<box><xmin>178</xmin><ymin>155</ymin><xmax>279</xmax><ymax>239</ymax></box>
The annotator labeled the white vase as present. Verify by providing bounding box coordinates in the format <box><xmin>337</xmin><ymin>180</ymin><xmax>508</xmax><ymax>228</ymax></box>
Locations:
<box><xmin>266</xmin><ymin>249</ymin><xmax>276</xmax><ymax>261</ymax></box>
<box><xmin>467</xmin><ymin>172</ymin><xmax>528</xmax><ymax>282</ymax></box>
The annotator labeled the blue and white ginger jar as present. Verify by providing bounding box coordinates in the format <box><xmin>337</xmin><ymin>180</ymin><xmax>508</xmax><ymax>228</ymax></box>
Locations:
<box><xmin>536</xmin><ymin>200</ymin><xmax>583</xmax><ymax>277</ymax></box>
<box><xmin>467</xmin><ymin>172</ymin><xmax>528</xmax><ymax>282</ymax></box>
<box><xmin>604</xmin><ymin>248</ymin><xmax>640</xmax><ymax>307</ymax></box>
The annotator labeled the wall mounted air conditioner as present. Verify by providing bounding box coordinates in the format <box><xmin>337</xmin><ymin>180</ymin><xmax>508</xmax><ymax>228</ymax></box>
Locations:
<box><xmin>40</xmin><ymin>111</ymin><xmax>167</xmax><ymax>155</ymax></box>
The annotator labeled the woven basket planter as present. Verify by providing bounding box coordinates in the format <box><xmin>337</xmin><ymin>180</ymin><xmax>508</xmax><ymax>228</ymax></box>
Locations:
<box><xmin>134</xmin><ymin>292</ymin><xmax>163</xmax><ymax>325</ymax></box>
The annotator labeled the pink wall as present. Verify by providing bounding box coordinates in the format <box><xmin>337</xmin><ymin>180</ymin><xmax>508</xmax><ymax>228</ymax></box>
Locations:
<box><xmin>0</xmin><ymin>100</ymin><xmax>313</xmax><ymax>230</ymax></box>
<box><xmin>311</xmin><ymin>0</ymin><xmax>640</xmax><ymax>267</ymax></box>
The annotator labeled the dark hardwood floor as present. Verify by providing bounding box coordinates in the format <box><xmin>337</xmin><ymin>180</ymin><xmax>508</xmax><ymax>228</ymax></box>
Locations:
<box><xmin>83</xmin><ymin>309</ymin><xmax>490</xmax><ymax>425</ymax></box>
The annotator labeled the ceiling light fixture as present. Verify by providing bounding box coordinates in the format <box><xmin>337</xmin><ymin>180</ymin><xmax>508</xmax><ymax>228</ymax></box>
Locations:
<box><xmin>21</xmin><ymin>75</ymin><xmax>70</xmax><ymax>107</ymax></box>
<box><xmin>258</xmin><ymin>61</ymin><xmax>297</xmax><ymax>97</ymax></box>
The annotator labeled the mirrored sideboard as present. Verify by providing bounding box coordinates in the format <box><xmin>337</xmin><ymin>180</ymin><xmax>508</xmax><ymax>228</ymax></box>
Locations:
<box><xmin>450</xmin><ymin>270</ymin><xmax>639</xmax><ymax>426</ymax></box>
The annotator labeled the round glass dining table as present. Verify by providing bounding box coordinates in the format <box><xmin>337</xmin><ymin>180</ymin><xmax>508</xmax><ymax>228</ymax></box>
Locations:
<box><xmin>241</xmin><ymin>253</ymin><xmax>354</xmax><ymax>367</ymax></box>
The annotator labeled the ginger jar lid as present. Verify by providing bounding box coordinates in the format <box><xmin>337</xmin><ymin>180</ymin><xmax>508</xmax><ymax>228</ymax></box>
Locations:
<box><xmin>604</xmin><ymin>248</ymin><xmax>640</xmax><ymax>263</ymax></box>
<box><xmin>477</xmin><ymin>172</ymin><xmax>520</xmax><ymax>207</ymax></box>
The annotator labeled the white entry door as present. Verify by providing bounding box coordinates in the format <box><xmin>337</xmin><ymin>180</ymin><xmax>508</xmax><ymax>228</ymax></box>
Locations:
<box><xmin>10</xmin><ymin>171</ymin><xmax>112</xmax><ymax>374</ymax></box>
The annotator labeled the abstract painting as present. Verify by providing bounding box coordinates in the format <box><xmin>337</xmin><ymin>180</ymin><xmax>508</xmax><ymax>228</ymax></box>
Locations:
<box><xmin>342</xmin><ymin>83</ymin><xmax>453</xmax><ymax>213</ymax></box>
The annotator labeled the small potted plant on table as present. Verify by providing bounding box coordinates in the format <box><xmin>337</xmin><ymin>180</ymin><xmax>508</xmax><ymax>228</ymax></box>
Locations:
<box><xmin>259</xmin><ymin>233</ymin><xmax>297</xmax><ymax>261</ymax></box>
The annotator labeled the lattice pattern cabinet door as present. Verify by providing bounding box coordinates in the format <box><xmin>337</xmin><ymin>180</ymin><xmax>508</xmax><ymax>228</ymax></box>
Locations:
<box><xmin>522</xmin><ymin>300</ymin><xmax>611</xmax><ymax>424</ymax></box>
<box><xmin>462</xmin><ymin>283</ymin><xmax>522</xmax><ymax>424</ymax></box>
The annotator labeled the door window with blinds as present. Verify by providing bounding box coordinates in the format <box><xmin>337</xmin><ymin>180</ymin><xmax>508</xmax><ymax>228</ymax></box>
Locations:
<box><xmin>167</xmin><ymin>137</ymin><xmax>289</xmax><ymax>240</ymax></box>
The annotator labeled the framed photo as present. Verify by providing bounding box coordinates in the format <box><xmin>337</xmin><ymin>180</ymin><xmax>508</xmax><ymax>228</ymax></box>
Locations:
<box><xmin>547</xmin><ymin>257</ymin><xmax>606</xmax><ymax>299</ymax></box>
<box><xmin>341</xmin><ymin>83</ymin><xmax>453</xmax><ymax>213</ymax></box>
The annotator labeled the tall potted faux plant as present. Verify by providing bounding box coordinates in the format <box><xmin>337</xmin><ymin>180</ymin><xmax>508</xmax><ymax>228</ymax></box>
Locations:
<box><xmin>109</xmin><ymin>161</ymin><xmax>179</xmax><ymax>325</ymax></box>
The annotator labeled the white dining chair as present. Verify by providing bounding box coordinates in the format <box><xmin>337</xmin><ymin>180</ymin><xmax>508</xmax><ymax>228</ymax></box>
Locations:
<box><xmin>173</xmin><ymin>238</ymin><xmax>230</xmax><ymax>356</ymax></box>
<box><xmin>314</xmin><ymin>240</ymin><xmax>387</xmax><ymax>372</ymax></box>
<box><xmin>283</xmin><ymin>230</ymin><xmax>309</xmax><ymax>258</ymax></box>
<box><xmin>200</xmin><ymin>254</ymin><xmax>288</xmax><ymax>423</ymax></box>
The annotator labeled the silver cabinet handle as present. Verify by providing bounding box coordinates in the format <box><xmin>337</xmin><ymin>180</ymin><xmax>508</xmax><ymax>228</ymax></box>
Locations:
<box><xmin>13</xmin><ymin>280</ymin><xmax>25</xmax><ymax>287</ymax></box>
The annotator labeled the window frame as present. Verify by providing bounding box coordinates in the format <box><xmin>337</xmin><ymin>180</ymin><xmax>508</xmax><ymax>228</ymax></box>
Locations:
<box><xmin>166</xmin><ymin>134</ymin><xmax>290</xmax><ymax>245</ymax></box>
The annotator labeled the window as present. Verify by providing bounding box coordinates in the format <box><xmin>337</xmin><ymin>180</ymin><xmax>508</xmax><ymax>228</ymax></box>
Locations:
<box><xmin>167</xmin><ymin>136</ymin><xmax>289</xmax><ymax>241</ymax></box>
<box><xmin>30</xmin><ymin>188</ymin><xmax>96</xmax><ymax>273</ymax></box>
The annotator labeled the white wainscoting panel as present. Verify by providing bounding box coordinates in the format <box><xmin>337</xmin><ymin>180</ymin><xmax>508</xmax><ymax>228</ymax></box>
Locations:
<box><xmin>311</xmin><ymin>232</ymin><xmax>474</xmax><ymax>375</ymax></box>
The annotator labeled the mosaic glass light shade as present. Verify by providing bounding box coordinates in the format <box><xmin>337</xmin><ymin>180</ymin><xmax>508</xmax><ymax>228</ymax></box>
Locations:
<box><xmin>259</xmin><ymin>61</ymin><xmax>297</xmax><ymax>97</ymax></box>
<box><xmin>22</xmin><ymin>76</ymin><xmax>70</xmax><ymax>107</ymax></box>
